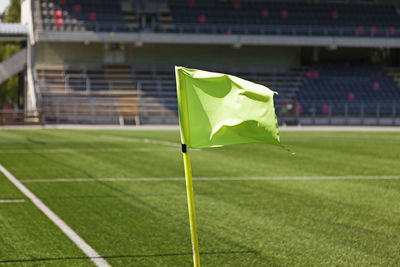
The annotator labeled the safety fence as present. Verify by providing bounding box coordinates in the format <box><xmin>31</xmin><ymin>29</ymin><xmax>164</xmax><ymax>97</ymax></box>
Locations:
<box><xmin>39</xmin><ymin>21</ymin><xmax>400</xmax><ymax>39</ymax></box>
<box><xmin>291</xmin><ymin>101</ymin><xmax>400</xmax><ymax>126</ymax></box>
<box><xmin>0</xmin><ymin>110</ymin><xmax>41</xmax><ymax>126</ymax></box>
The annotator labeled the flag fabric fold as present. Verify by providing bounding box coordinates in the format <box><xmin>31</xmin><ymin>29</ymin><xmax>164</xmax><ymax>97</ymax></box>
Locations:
<box><xmin>175</xmin><ymin>66</ymin><xmax>282</xmax><ymax>149</ymax></box>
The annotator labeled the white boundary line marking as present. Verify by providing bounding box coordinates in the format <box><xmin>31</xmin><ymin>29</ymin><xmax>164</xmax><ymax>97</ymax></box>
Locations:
<box><xmin>0</xmin><ymin>199</ymin><xmax>25</xmax><ymax>203</ymax></box>
<box><xmin>3</xmin><ymin>125</ymin><xmax>400</xmax><ymax>131</ymax></box>
<box><xmin>101</xmin><ymin>135</ymin><xmax>180</xmax><ymax>147</ymax></box>
<box><xmin>19</xmin><ymin>175</ymin><xmax>400</xmax><ymax>183</ymax></box>
<box><xmin>0</xmin><ymin>164</ymin><xmax>110</xmax><ymax>267</ymax></box>
<box><xmin>0</xmin><ymin>147</ymin><xmax>176</xmax><ymax>154</ymax></box>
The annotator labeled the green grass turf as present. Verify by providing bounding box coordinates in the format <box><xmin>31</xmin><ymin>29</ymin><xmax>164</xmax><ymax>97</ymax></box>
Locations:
<box><xmin>0</xmin><ymin>173</ymin><xmax>95</xmax><ymax>266</ymax></box>
<box><xmin>0</xmin><ymin>129</ymin><xmax>399</xmax><ymax>266</ymax></box>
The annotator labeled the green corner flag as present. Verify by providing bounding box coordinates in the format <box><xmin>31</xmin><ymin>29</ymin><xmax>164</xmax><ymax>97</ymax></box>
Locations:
<box><xmin>175</xmin><ymin>66</ymin><xmax>281</xmax><ymax>148</ymax></box>
<box><xmin>175</xmin><ymin>66</ymin><xmax>283</xmax><ymax>267</ymax></box>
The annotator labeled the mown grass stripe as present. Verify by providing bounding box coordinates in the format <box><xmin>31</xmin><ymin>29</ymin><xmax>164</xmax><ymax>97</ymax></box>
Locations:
<box><xmin>0</xmin><ymin>164</ymin><xmax>111</xmax><ymax>267</ymax></box>
<box><xmin>19</xmin><ymin>175</ymin><xmax>400</xmax><ymax>183</ymax></box>
<box><xmin>0</xmin><ymin>199</ymin><xmax>25</xmax><ymax>203</ymax></box>
<box><xmin>0</xmin><ymin>147</ymin><xmax>177</xmax><ymax>154</ymax></box>
<box><xmin>101</xmin><ymin>135</ymin><xmax>180</xmax><ymax>147</ymax></box>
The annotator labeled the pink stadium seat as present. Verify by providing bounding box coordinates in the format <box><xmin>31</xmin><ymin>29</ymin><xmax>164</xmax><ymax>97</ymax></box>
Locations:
<box><xmin>322</xmin><ymin>104</ymin><xmax>329</xmax><ymax>115</ymax></box>
<box><xmin>331</xmin><ymin>10</ymin><xmax>339</xmax><ymax>20</ymax></box>
<box><xmin>188</xmin><ymin>0</ymin><xmax>195</xmax><ymax>8</ymax></box>
<box><xmin>89</xmin><ymin>12</ymin><xmax>97</xmax><ymax>21</ymax></box>
<box><xmin>54</xmin><ymin>10</ymin><xmax>62</xmax><ymax>19</ymax></box>
<box><xmin>389</xmin><ymin>26</ymin><xmax>396</xmax><ymax>36</ymax></box>
<box><xmin>370</xmin><ymin>26</ymin><xmax>377</xmax><ymax>35</ymax></box>
<box><xmin>74</xmin><ymin>4</ymin><xmax>81</xmax><ymax>13</ymax></box>
<box><xmin>297</xmin><ymin>104</ymin><xmax>303</xmax><ymax>115</ymax></box>
<box><xmin>261</xmin><ymin>9</ymin><xmax>269</xmax><ymax>18</ymax></box>
<box><xmin>348</xmin><ymin>92</ymin><xmax>355</xmax><ymax>101</ymax></box>
<box><xmin>55</xmin><ymin>18</ymin><xmax>63</xmax><ymax>29</ymax></box>
<box><xmin>198</xmin><ymin>14</ymin><xmax>206</xmax><ymax>24</ymax></box>
<box><xmin>373</xmin><ymin>82</ymin><xmax>380</xmax><ymax>91</ymax></box>
<box><xmin>357</xmin><ymin>26</ymin><xmax>364</xmax><ymax>35</ymax></box>
<box><xmin>281</xmin><ymin>9</ymin><xmax>288</xmax><ymax>19</ymax></box>
<box><xmin>233</xmin><ymin>0</ymin><xmax>240</xmax><ymax>10</ymax></box>
<box><xmin>306</xmin><ymin>70</ymin><xmax>319</xmax><ymax>79</ymax></box>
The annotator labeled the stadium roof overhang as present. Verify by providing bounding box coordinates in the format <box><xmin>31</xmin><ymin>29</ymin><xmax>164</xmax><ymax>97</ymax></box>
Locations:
<box><xmin>36</xmin><ymin>31</ymin><xmax>400</xmax><ymax>49</ymax></box>
<box><xmin>0</xmin><ymin>23</ymin><xmax>28</xmax><ymax>41</ymax></box>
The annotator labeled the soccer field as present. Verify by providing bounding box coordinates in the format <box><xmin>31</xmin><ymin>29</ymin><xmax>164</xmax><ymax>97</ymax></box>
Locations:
<box><xmin>0</xmin><ymin>129</ymin><xmax>399</xmax><ymax>266</ymax></box>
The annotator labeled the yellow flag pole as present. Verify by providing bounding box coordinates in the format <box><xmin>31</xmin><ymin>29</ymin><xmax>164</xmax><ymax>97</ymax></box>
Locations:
<box><xmin>182</xmin><ymin>144</ymin><xmax>201</xmax><ymax>267</ymax></box>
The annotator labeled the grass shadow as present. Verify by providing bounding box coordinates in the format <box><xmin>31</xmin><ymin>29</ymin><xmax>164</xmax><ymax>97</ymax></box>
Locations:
<box><xmin>0</xmin><ymin>250</ymin><xmax>258</xmax><ymax>264</ymax></box>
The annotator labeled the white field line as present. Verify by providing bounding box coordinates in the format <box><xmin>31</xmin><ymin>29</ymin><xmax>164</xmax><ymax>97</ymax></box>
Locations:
<box><xmin>4</xmin><ymin>125</ymin><xmax>400</xmax><ymax>131</ymax></box>
<box><xmin>0</xmin><ymin>135</ymin><xmax>186</xmax><ymax>154</ymax></box>
<box><xmin>0</xmin><ymin>199</ymin><xmax>25</xmax><ymax>203</ymax></box>
<box><xmin>19</xmin><ymin>175</ymin><xmax>400</xmax><ymax>183</ymax></box>
<box><xmin>0</xmin><ymin>164</ymin><xmax>110</xmax><ymax>267</ymax></box>
<box><xmin>43</xmin><ymin>124</ymin><xmax>179</xmax><ymax>130</ymax></box>
<box><xmin>101</xmin><ymin>135</ymin><xmax>180</xmax><ymax>148</ymax></box>
<box><xmin>0</xmin><ymin>147</ymin><xmax>177</xmax><ymax>154</ymax></box>
<box><xmin>279</xmin><ymin>126</ymin><xmax>400</xmax><ymax>132</ymax></box>
<box><xmin>0</xmin><ymin>136</ymin><xmax>184</xmax><ymax>154</ymax></box>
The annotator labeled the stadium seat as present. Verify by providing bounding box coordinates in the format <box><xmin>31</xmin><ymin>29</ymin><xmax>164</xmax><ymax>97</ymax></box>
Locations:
<box><xmin>198</xmin><ymin>14</ymin><xmax>206</xmax><ymax>24</ymax></box>
<box><xmin>187</xmin><ymin>0</ymin><xmax>195</xmax><ymax>8</ymax></box>
<box><xmin>261</xmin><ymin>8</ymin><xmax>269</xmax><ymax>18</ymax></box>
<box><xmin>297</xmin><ymin>63</ymin><xmax>400</xmax><ymax>116</ymax></box>
<box><xmin>55</xmin><ymin>17</ymin><xmax>63</xmax><ymax>29</ymax></box>
<box><xmin>74</xmin><ymin>4</ymin><xmax>81</xmax><ymax>13</ymax></box>
<box><xmin>89</xmin><ymin>12</ymin><xmax>96</xmax><ymax>21</ymax></box>
<box><xmin>233</xmin><ymin>0</ymin><xmax>241</xmax><ymax>10</ymax></box>
<box><xmin>35</xmin><ymin>0</ymin><xmax>400</xmax><ymax>36</ymax></box>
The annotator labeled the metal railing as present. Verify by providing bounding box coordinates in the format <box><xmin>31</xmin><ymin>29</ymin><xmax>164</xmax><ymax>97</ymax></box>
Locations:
<box><xmin>39</xmin><ymin>21</ymin><xmax>400</xmax><ymax>38</ymax></box>
<box><xmin>3</xmin><ymin>101</ymin><xmax>398</xmax><ymax>126</ymax></box>
<box><xmin>64</xmin><ymin>73</ymin><xmax>91</xmax><ymax>93</ymax></box>
<box><xmin>0</xmin><ymin>109</ymin><xmax>41</xmax><ymax>125</ymax></box>
<box><xmin>165</xmin><ymin>23</ymin><xmax>399</xmax><ymax>38</ymax></box>
<box><xmin>40</xmin><ymin>21</ymin><xmax>140</xmax><ymax>33</ymax></box>
<box><xmin>294</xmin><ymin>101</ymin><xmax>400</xmax><ymax>126</ymax></box>
<box><xmin>40</xmin><ymin>95</ymin><xmax>178</xmax><ymax>125</ymax></box>
<box><xmin>37</xmin><ymin>71</ymin><xmax>302</xmax><ymax>98</ymax></box>
<box><xmin>34</xmin><ymin>68</ymin><xmax>400</xmax><ymax>126</ymax></box>
<box><xmin>37</xmin><ymin>73</ymin><xmax>138</xmax><ymax>95</ymax></box>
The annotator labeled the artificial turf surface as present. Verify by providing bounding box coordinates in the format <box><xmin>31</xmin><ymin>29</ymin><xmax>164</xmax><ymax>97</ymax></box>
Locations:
<box><xmin>0</xmin><ymin>129</ymin><xmax>399</xmax><ymax>266</ymax></box>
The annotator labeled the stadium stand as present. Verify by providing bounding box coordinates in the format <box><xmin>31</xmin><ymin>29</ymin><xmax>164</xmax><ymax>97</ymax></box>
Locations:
<box><xmin>37</xmin><ymin>64</ymin><xmax>139</xmax><ymax>124</ymax></box>
<box><xmin>35</xmin><ymin>0</ymin><xmax>400</xmax><ymax>37</ymax></box>
<box><xmin>299</xmin><ymin>64</ymin><xmax>400</xmax><ymax>103</ymax></box>
<box><xmin>168</xmin><ymin>1</ymin><xmax>400</xmax><ymax>27</ymax></box>
<box><xmin>385</xmin><ymin>67</ymin><xmax>400</xmax><ymax>88</ymax></box>
<box><xmin>8</xmin><ymin>0</ymin><xmax>398</xmax><ymax>126</ymax></box>
<box><xmin>36</xmin><ymin>64</ymin><xmax>305</xmax><ymax>124</ymax></box>
<box><xmin>297</xmin><ymin>63</ymin><xmax>400</xmax><ymax>123</ymax></box>
<box><xmin>167</xmin><ymin>1</ymin><xmax>400</xmax><ymax>37</ymax></box>
<box><xmin>37</xmin><ymin>0</ymin><xmax>126</xmax><ymax>32</ymax></box>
